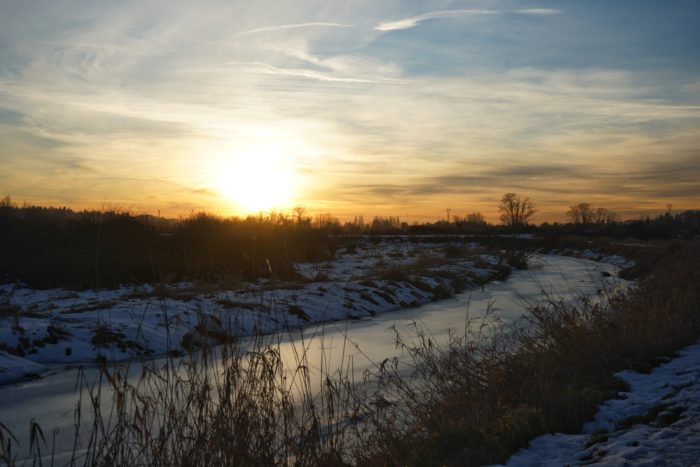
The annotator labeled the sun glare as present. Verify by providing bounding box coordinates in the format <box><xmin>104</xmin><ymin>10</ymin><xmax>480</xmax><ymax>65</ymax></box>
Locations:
<box><xmin>215</xmin><ymin>141</ymin><xmax>297</xmax><ymax>214</ymax></box>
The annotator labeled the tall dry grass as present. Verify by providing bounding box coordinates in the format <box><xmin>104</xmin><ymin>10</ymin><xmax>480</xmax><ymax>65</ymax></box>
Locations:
<box><xmin>1</xmin><ymin>321</ymin><xmax>374</xmax><ymax>466</ymax></box>
<box><xmin>0</xmin><ymin>207</ymin><xmax>335</xmax><ymax>289</ymax></box>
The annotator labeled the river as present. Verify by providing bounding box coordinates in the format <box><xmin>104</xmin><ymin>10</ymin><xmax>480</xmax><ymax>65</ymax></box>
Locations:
<box><xmin>0</xmin><ymin>254</ymin><xmax>624</xmax><ymax>461</ymax></box>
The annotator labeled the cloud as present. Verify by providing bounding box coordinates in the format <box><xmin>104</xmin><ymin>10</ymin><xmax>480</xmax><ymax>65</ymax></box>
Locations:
<box><xmin>374</xmin><ymin>9</ymin><xmax>498</xmax><ymax>32</ymax></box>
<box><xmin>612</xmin><ymin>152</ymin><xmax>700</xmax><ymax>199</ymax></box>
<box><xmin>373</xmin><ymin>8</ymin><xmax>562</xmax><ymax>32</ymax></box>
<box><xmin>232</xmin><ymin>61</ymin><xmax>383</xmax><ymax>84</ymax></box>
<box><xmin>191</xmin><ymin>188</ymin><xmax>217</xmax><ymax>196</ymax></box>
<box><xmin>335</xmin><ymin>164</ymin><xmax>585</xmax><ymax>201</ymax></box>
<box><xmin>230</xmin><ymin>58</ymin><xmax>410</xmax><ymax>86</ymax></box>
<box><xmin>240</xmin><ymin>22</ymin><xmax>352</xmax><ymax>35</ymax></box>
<box><xmin>514</xmin><ymin>9</ymin><xmax>562</xmax><ymax>15</ymax></box>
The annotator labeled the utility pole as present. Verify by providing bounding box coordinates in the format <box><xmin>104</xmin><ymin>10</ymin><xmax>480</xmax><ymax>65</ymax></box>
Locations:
<box><xmin>445</xmin><ymin>208</ymin><xmax>451</xmax><ymax>223</ymax></box>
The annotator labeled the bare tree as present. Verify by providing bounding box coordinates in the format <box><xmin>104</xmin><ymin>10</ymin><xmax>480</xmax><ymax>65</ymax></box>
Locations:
<box><xmin>465</xmin><ymin>212</ymin><xmax>487</xmax><ymax>225</ymax></box>
<box><xmin>314</xmin><ymin>213</ymin><xmax>339</xmax><ymax>229</ymax></box>
<box><xmin>498</xmin><ymin>193</ymin><xmax>536</xmax><ymax>227</ymax></box>
<box><xmin>568</xmin><ymin>203</ymin><xmax>619</xmax><ymax>224</ymax></box>
<box><xmin>567</xmin><ymin>203</ymin><xmax>594</xmax><ymax>224</ymax></box>
<box><xmin>594</xmin><ymin>207</ymin><xmax>619</xmax><ymax>224</ymax></box>
<box><xmin>292</xmin><ymin>205</ymin><xmax>307</xmax><ymax>225</ymax></box>
<box><xmin>370</xmin><ymin>216</ymin><xmax>401</xmax><ymax>233</ymax></box>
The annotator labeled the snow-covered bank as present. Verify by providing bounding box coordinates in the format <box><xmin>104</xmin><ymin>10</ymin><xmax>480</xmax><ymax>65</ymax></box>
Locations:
<box><xmin>547</xmin><ymin>247</ymin><xmax>633</xmax><ymax>269</ymax></box>
<box><xmin>495</xmin><ymin>341</ymin><xmax>700</xmax><ymax>467</ymax></box>
<box><xmin>0</xmin><ymin>239</ymin><xmax>508</xmax><ymax>385</ymax></box>
<box><xmin>0</xmin><ymin>352</ymin><xmax>43</xmax><ymax>384</ymax></box>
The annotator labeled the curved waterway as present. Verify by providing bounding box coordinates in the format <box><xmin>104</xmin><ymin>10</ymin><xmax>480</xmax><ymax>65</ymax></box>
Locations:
<box><xmin>0</xmin><ymin>254</ymin><xmax>625</xmax><ymax>460</ymax></box>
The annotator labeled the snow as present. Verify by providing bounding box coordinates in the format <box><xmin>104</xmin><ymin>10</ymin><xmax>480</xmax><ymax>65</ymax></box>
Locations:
<box><xmin>548</xmin><ymin>248</ymin><xmax>634</xmax><ymax>269</ymax></box>
<box><xmin>0</xmin><ymin>239</ymin><xmax>508</xmax><ymax>385</ymax></box>
<box><xmin>495</xmin><ymin>341</ymin><xmax>700</xmax><ymax>467</ymax></box>
<box><xmin>0</xmin><ymin>351</ymin><xmax>44</xmax><ymax>383</ymax></box>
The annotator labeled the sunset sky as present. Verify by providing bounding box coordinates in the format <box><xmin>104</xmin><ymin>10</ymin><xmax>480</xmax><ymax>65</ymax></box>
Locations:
<box><xmin>1</xmin><ymin>0</ymin><xmax>699</xmax><ymax>222</ymax></box>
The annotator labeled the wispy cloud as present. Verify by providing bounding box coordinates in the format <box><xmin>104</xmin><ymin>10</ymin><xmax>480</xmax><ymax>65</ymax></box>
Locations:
<box><xmin>234</xmin><ymin>61</ymin><xmax>379</xmax><ymax>83</ymax></box>
<box><xmin>230</xmin><ymin>61</ymin><xmax>406</xmax><ymax>85</ymax></box>
<box><xmin>374</xmin><ymin>8</ymin><xmax>563</xmax><ymax>32</ymax></box>
<box><xmin>514</xmin><ymin>9</ymin><xmax>563</xmax><ymax>15</ymax></box>
<box><xmin>374</xmin><ymin>9</ymin><xmax>498</xmax><ymax>32</ymax></box>
<box><xmin>240</xmin><ymin>22</ymin><xmax>351</xmax><ymax>35</ymax></box>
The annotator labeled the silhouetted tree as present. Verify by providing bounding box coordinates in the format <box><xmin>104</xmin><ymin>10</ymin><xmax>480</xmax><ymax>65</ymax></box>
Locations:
<box><xmin>498</xmin><ymin>193</ymin><xmax>536</xmax><ymax>227</ymax></box>
<box><xmin>567</xmin><ymin>203</ymin><xmax>594</xmax><ymax>224</ymax></box>
<box><xmin>466</xmin><ymin>212</ymin><xmax>487</xmax><ymax>225</ymax></box>
<box><xmin>370</xmin><ymin>216</ymin><xmax>401</xmax><ymax>233</ymax></box>
<box><xmin>314</xmin><ymin>213</ymin><xmax>340</xmax><ymax>229</ymax></box>
<box><xmin>594</xmin><ymin>207</ymin><xmax>619</xmax><ymax>224</ymax></box>
<box><xmin>292</xmin><ymin>205</ymin><xmax>307</xmax><ymax>225</ymax></box>
<box><xmin>567</xmin><ymin>203</ymin><xmax>618</xmax><ymax>225</ymax></box>
<box><xmin>343</xmin><ymin>216</ymin><xmax>367</xmax><ymax>233</ymax></box>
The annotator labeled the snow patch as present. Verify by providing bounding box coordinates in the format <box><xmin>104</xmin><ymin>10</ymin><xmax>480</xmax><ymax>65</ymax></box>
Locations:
<box><xmin>496</xmin><ymin>341</ymin><xmax>700</xmax><ymax>467</ymax></box>
<box><xmin>0</xmin><ymin>351</ymin><xmax>44</xmax><ymax>385</ymax></box>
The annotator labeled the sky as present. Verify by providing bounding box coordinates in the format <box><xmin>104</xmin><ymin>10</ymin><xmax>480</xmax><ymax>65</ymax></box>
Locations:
<box><xmin>1</xmin><ymin>0</ymin><xmax>699</xmax><ymax>222</ymax></box>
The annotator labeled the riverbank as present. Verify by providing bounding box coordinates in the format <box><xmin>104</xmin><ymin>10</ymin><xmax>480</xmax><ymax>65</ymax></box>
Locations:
<box><xmin>1</xmin><ymin>238</ymin><xmax>510</xmax><ymax>385</ymax></box>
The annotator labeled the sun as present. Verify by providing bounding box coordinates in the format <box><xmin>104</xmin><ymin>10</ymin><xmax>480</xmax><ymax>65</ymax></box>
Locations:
<box><xmin>214</xmin><ymin>141</ymin><xmax>297</xmax><ymax>214</ymax></box>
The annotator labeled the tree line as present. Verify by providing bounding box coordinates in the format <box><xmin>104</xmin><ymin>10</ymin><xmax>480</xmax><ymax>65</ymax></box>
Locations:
<box><xmin>1</xmin><ymin>192</ymin><xmax>697</xmax><ymax>237</ymax></box>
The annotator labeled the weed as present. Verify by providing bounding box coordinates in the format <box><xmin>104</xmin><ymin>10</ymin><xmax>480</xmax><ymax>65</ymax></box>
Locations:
<box><xmin>91</xmin><ymin>325</ymin><xmax>144</xmax><ymax>354</ymax></box>
<box><xmin>288</xmin><ymin>304</ymin><xmax>310</xmax><ymax>321</ymax></box>
<box><xmin>0</xmin><ymin>289</ymin><xmax>21</xmax><ymax>319</ymax></box>
<box><xmin>657</xmin><ymin>406</ymin><xmax>686</xmax><ymax>426</ymax></box>
<box><xmin>359</xmin><ymin>291</ymin><xmax>379</xmax><ymax>305</ymax></box>
<box><xmin>585</xmin><ymin>429</ymin><xmax>609</xmax><ymax>448</ymax></box>
<box><xmin>65</xmin><ymin>300</ymin><xmax>118</xmax><ymax>314</ymax></box>
<box><xmin>215</xmin><ymin>298</ymin><xmax>266</xmax><ymax>311</ymax></box>
<box><xmin>375</xmin><ymin>288</ymin><xmax>396</xmax><ymax>305</ymax></box>
<box><xmin>443</xmin><ymin>245</ymin><xmax>469</xmax><ymax>259</ymax></box>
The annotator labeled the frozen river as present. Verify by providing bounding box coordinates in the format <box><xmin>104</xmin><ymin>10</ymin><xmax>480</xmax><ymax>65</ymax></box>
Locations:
<box><xmin>0</xmin><ymin>254</ymin><xmax>624</xmax><ymax>460</ymax></box>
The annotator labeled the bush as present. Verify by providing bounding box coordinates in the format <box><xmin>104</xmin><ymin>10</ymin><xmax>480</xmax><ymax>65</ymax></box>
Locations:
<box><xmin>0</xmin><ymin>207</ymin><xmax>335</xmax><ymax>289</ymax></box>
